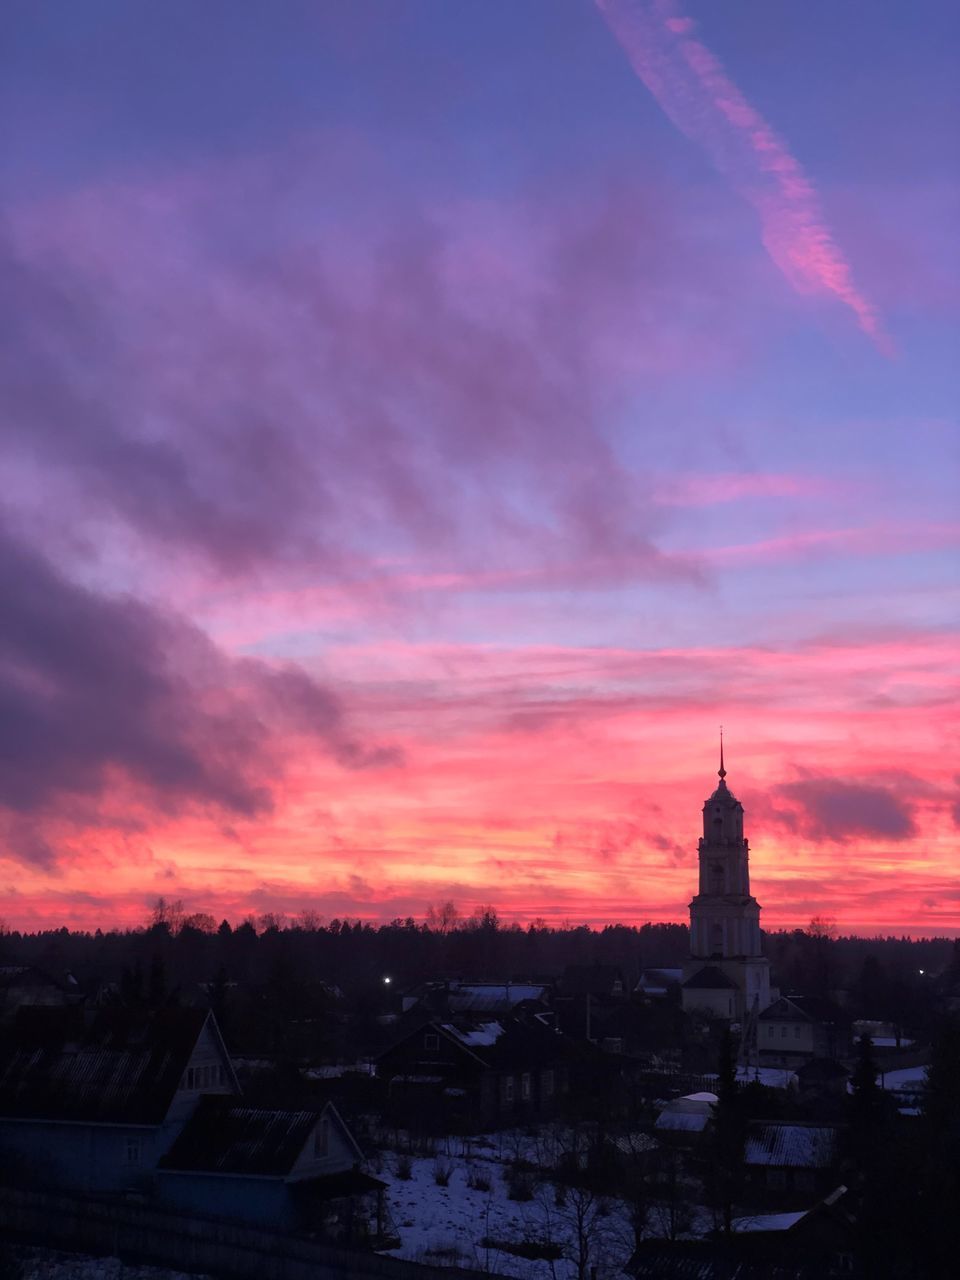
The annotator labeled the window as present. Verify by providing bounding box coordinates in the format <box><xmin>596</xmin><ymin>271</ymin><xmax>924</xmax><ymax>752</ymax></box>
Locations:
<box><xmin>521</xmin><ymin>1072</ymin><xmax>532</xmax><ymax>1100</ymax></box>
<box><xmin>424</xmin><ymin>1032</ymin><xmax>439</xmax><ymax>1051</ymax></box>
<box><xmin>794</xmin><ymin>1026</ymin><xmax>801</xmax><ymax>1039</ymax></box>
<box><xmin>502</xmin><ymin>1076</ymin><xmax>515</xmax><ymax>1103</ymax></box>
<box><xmin>125</xmin><ymin>1137</ymin><xmax>141</xmax><ymax>1166</ymax></box>
<box><xmin>541</xmin><ymin>1070</ymin><xmax>554</xmax><ymax>1098</ymax></box>
<box><xmin>781</xmin><ymin>1025</ymin><xmax>788</xmax><ymax>1038</ymax></box>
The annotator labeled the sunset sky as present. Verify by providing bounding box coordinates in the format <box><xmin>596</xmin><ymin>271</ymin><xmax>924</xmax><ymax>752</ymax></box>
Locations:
<box><xmin>1</xmin><ymin>0</ymin><xmax>957</xmax><ymax>936</ymax></box>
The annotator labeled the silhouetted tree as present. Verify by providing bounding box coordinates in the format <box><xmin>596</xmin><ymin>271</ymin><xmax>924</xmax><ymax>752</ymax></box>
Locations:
<box><xmin>706</xmin><ymin>1030</ymin><xmax>745</xmax><ymax>1235</ymax></box>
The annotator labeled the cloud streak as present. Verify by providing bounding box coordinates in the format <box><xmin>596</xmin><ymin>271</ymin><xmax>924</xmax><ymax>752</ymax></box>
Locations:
<box><xmin>596</xmin><ymin>0</ymin><xmax>891</xmax><ymax>351</ymax></box>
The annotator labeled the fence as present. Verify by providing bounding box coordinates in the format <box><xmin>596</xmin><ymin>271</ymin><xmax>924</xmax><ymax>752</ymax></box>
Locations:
<box><xmin>0</xmin><ymin>1185</ymin><xmax>486</xmax><ymax>1280</ymax></box>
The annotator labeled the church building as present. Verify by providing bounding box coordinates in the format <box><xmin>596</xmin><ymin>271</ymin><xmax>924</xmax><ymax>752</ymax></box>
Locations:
<box><xmin>681</xmin><ymin>742</ymin><xmax>772</xmax><ymax>1021</ymax></box>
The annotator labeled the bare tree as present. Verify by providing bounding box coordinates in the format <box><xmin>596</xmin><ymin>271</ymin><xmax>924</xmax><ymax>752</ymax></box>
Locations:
<box><xmin>425</xmin><ymin>899</ymin><xmax>460</xmax><ymax>935</ymax></box>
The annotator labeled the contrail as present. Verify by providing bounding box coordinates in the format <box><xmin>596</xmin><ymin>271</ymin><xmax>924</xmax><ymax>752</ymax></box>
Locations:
<box><xmin>596</xmin><ymin>0</ymin><xmax>892</xmax><ymax>354</ymax></box>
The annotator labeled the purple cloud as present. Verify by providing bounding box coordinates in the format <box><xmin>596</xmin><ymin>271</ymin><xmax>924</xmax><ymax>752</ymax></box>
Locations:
<box><xmin>777</xmin><ymin>775</ymin><xmax>916</xmax><ymax>842</ymax></box>
<box><xmin>0</xmin><ymin>522</ymin><xmax>395</xmax><ymax>865</ymax></box>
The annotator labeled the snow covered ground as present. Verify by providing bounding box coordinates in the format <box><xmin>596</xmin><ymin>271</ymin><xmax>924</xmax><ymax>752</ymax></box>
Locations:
<box><xmin>379</xmin><ymin>1152</ymin><xmax>633</xmax><ymax>1278</ymax></box>
<box><xmin>8</xmin><ymin>1249</ymin><xmax>208</xmax><ymax>1280</ymax></box>
<box><xmin>377</xmin><ymin>1138</ymin><xmax>715</xmax><ymax>1278</ymax></box>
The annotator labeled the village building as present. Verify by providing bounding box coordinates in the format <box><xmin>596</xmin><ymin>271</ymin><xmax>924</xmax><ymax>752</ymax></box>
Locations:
<box><xmin>376</xmin><ymin>1012</ymin><xmax>572</xmax><ymax>1128</ymax></box>
<box><xmin>743</xmin><ymin>1121</ymin><xmax>842</xmax><ymax>1199</ymax></box>
<box><xmin>157</xmin><ymin>1096</ymin><xmax>388</xmax><ymax>1243</ymax></box>
<box><xmin>0</xmin><ymin>1004</ymin><xmax>238</xmax><ymax>1192</ymax></box>
<box><xmin>682</xmin><ymin>743</ymin><xmax>773</xmax><ymax>1022</ymax></box>
<box><xmin>759</xmin><ymin>995</ymin><xmax>852</xmax><ymax>1068</ymax></box>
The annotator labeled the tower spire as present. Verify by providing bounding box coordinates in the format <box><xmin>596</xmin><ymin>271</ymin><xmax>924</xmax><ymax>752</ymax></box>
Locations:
<box><xmin>718</xmin><ymin>725</ymin><xmax>726</xmax><ymax>781</ymax></box>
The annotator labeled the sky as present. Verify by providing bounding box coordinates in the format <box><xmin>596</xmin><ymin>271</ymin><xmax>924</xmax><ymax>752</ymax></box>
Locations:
<box><xmin>1</xmin><ymin>0</ymin><xmax>957</xmax><ymax>937</ymax></box>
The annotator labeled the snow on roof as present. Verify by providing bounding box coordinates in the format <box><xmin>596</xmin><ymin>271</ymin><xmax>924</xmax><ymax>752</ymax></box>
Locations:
<box><xmin>732</xmin><ymin>1209</ymin><xmax>808</xmax><ymax>1233</ymax></box>
<box><xmin>745</xmin><ymin>1124</ymin><xmax>838</xmax><ymax>1169</ymax></box>
<box><xmin>880</xmin><ymin>1065</ymin><xmax>928</xmax><ymax>1092</ymax></box>
<box><xmin>442</xmin><ymin>1020</ymin><xmax>504</xmax><ymax>1047</ymax></box>
<box><xmin>683</xmin><ymin>1091</ymin><xmax>719</xmax><ymax>1103</ymax></box>
<box><xmin>449</xmin><ymin>983</ymin><xmax>548</xmax><ymax>1005</ymax></box>
<box><xmin>655</xmin><ymin>1109</ymin><xmax>710</xmax><ymax>1132</ymax></box>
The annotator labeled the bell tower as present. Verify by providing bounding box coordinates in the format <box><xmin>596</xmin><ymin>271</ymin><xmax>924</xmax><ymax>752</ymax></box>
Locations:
<box><xmin>681</xmin><ymin>736</ymin><xmax>771</xmax><ymax>1019</ymax></box>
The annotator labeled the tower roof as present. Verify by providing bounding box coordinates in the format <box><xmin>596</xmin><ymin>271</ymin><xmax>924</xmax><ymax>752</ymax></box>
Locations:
<box><xmin>706</xmin><ymin>731</ymin><xmax>741</xmax><ymax>806</ymax></box>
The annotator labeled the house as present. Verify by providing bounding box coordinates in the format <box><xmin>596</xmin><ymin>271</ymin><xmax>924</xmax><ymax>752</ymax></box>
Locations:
<box><xmin>629</xmin><ymin>1187</ymin><xmax>858</xmax><ymax>1277</ymax></box>
<box><xmin>376</xmin><ymin>1013</ymin><xmax>571</xmax><ymax>1128</ymax></box>
<box><xmin>759</xmin><ymin>997</ymin><xmax>851</xmax><ymax>1067</ymax></box>
<box><xmin>0</xmin><ymin>1004</ymin><xmax>238</xmax><ymax>1192</ymax></box>
<box><xmin>635</xmin><ymin>967</ymin><xmax>682</xmax><ymax>999</ymax></box>
<box><xmin>654</xmin><ymin>1091</ymin><xmax>717</xmax><ymax>1140</ymax></box>
<box><xmin>157</xmin><ymin>1096</ymin><xmax>388</xmax><ymax>1244</ymax></box>
<box><xmin>681</xmin><ymin>965</ymin><xmax>740</xmax><ymax>1020</ymax></box>
<box><xmin>743</xmin><ymin>1122</ymin><xmax>841</xmax><ymax>1199</ymax></box>
<box><xmin>0</xmin><ymin>964</ymin><xmax>75</xmax><ymax>1021</ymax></box>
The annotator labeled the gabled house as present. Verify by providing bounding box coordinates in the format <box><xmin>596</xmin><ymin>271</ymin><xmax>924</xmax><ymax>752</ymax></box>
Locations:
<box><xmin>157</xmin><ymin>1097</ymin><xmax>388</xmax><ymax>1243</ymax></box>
<box><xmin>635</xmin><ymin>967</ymin><xmax>682</xmax><ymax>1000</ymax></box>
<box><xmin>377</xmin><ymin>1013</ymin><xmax>571</xmax><ymax>1128</ymax></box>
<box><xmin>0</xmin><ymin>1004</ymin><xmax>238</xmax><ymax>1192</ymax></box>
<box><xmin>681</xmin><ymin>964</ymin><xmax>740</xmax><ymax>1020</ymax></box>
<box><xmin>0</xmin><ymin>964</ymin><xmax>75</xmax><ymax>1021</ymax></box>
<box><xmin>654</xmin><ymin>1091</ymin><xmax>718</xmax><ymax>1142</ymax></box>
<box><xmin>759</xmin><ymin>996</ymin><xmax>851</xmax><ymax>1067</ymax></box>
<box><xmin>744</xmin><ymin>1121</ymin><xmax>841</xmax><ymax>1199</ymax></box>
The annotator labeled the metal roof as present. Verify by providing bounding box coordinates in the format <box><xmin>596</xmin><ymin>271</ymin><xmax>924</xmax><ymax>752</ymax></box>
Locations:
<box><xmin>744</xmin><ymin>1123</ymin><xmax>839</xmax><ymax>1169</ymax></box>
<box><xmin>0</xmin><ymin>1006</ymin><xmax>212</xmax><ymax>1124</ymax></box>
<box><xmin>160</xmin><ymin>1097</ymin><xmax>340</xmax><ymax>1176</ymax></box>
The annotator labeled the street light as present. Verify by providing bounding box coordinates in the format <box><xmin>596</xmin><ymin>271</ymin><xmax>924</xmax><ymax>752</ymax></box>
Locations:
<box><xmin>383</xmin><ymin>976</ymin><xmax>392</xmax><ymax>985</ymax></box>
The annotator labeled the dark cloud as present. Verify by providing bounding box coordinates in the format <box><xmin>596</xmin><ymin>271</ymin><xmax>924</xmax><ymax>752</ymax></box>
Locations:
<box><xmin>776</xmin><ymin>776</ymin><xmax>916</xmax><ymax>843</ymax></box>
<box><xmin>0</xmin><ymin>522</ymin><xmax>395</xmax><ymax>865</ymax></box>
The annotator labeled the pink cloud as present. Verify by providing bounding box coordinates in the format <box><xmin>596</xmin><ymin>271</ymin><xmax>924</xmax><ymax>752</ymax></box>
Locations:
<box><xmin>653</xmin><ymin>471</ymin><xmax>847</xmax><ymax>506</ymax></box>
<box><xmin>702</xmin><ymin>520</ymin><xmax>960</xmax><ymax>565</ymax></box>
<box><xmin>595</xmin><ymin>0</ymin><xmax>892</xmax><ymax>352</ymax></box>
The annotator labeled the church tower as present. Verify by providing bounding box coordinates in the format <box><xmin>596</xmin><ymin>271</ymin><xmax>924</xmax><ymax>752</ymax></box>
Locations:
<box><xmin>681</xmin><ymin>739</ymin><xmax>771</xmax><ymax>1020</ymax></box>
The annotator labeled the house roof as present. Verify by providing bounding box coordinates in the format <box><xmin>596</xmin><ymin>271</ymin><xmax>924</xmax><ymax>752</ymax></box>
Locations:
<box><xmin>744</xmin><ymin>1123</ymin><xmax>839</xmax><ymax>1169</ymax></box>
<box><xmin>759</xmin><ymin>995</ymin><xmax>846</xmax><ymax>1024</ymax></box>
<box><xmin>636</xmin><ymin>968</ymin><xmax>682</xmax><ymax>994</ymax></box>
<box><xmin>446</xmin><ymin>984</ymin><xmax>550</xmax><ymax>1014</ymax></box>
<box><xmin>441</xmin><ymin>1020</ymin><xmax>504</xmax><ymax>1048</ymax></box>
<box><xmin>0</xmin><ymin>1006</ymin><xmax>213</xmax><ymax>1124</ymax></box>
<box><xmin>682</xmin><ymin>966</ymin><xmax>738</xmax><ymax>990</ymax></box>
<box><xmin>160</xmin><ymin>1097</ymin><xmax>327</xmax><ymax>1176</ymax></box>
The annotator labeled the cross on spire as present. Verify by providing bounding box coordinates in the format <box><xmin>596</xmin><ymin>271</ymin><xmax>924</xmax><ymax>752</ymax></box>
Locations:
<box><xmin>718</xmin><ymin>725</ymin><xmax>726</xmax><ymax>780</ymax></box>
